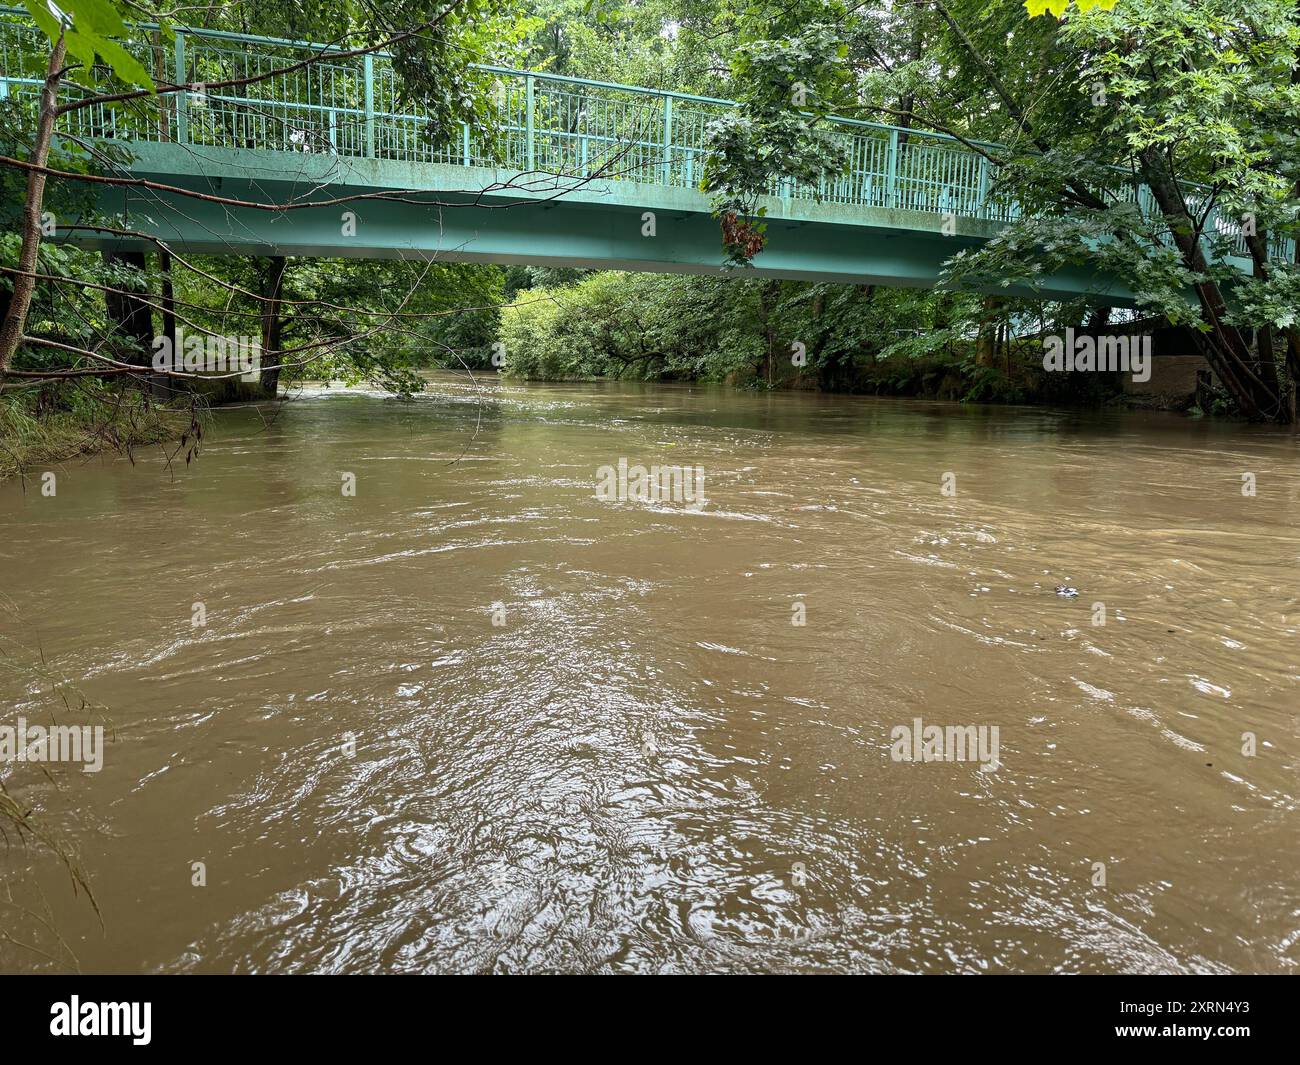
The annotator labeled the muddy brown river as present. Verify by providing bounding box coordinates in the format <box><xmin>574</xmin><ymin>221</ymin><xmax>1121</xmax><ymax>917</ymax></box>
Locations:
<box><xmin>1</xmin><ymin>374</ymin><xmax>1297</xmax><ymax>973</ymax></box>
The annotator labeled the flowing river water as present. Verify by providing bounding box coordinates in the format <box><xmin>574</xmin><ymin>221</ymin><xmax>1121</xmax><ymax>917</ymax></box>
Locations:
<box><xmin>1</xmin><ymin>373</ymin><xmax>1297</xmax><ymax>974</ymax></box>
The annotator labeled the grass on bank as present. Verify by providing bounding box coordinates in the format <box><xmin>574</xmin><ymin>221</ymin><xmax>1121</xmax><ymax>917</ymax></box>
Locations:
<box><xmin>0</xmin><ymin>379</ymin><xmax>202</xmax><ymax>484</ymax></box>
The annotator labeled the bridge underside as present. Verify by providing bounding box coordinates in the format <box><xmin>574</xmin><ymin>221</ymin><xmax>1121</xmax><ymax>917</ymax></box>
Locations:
<box><xmin>66</xmin><ymin>144</ymin><xmax>1138</xmax><ymax>305</ymax></box>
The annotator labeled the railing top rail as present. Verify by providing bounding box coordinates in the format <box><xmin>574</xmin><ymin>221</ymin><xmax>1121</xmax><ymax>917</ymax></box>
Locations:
<box><xmin>0</xmin><ymin>6</ymin><xmax>1006</xmax><ymax>150</ymax></box>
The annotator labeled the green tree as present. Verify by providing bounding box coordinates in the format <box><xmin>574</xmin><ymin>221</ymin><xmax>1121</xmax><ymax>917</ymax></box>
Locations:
<box><xmin>701</xmin><ymin>0</ymin><xmax>1300</xmax><ymax>420</ymax></box>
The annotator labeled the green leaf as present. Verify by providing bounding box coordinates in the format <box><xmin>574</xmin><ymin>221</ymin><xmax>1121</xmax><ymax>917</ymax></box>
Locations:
<box><xmin>22</xmin><ymin>0</ymin><xmax>63</xmax><ymax>41</ymax></box>
<box><xmin>63</xmin><ymin>0</ymin><xmax>126</xmax><ymax>36</ymax></box>
<box><xmin>63</xmin><ymin>33</ymin><xmax>98</xmax><ymax>74</ymax></box>
<box><xmin>21</xmin><ymin>0</ymin><xmax>154</xmax><ymax>89</ymax></box>
<box><xmin>95</xmin><ymin>37</ymin><xmax>154</xmax><ymax>90</ymax></box>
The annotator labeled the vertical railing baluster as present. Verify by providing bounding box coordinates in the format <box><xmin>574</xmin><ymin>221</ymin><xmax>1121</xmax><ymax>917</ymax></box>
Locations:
<box><xmin>363</xmin><ymin>54</ymin><xmax>375</xmax><ymax>158</ymax></box>
<box><xmin>462</xmin><ymin>122</ymin><xmax>471</xmax><ymax>166</ymax></box>
<box><xmin>174</xmin><ymin>31</ymin><xmax>188</xmax><ymax>145</ymax></box>
<box><xmin>886</xmin><ymin>128</ymin><xmax>898</xmax><ymax>210</ymax></box>
<box><xmin>525</xmin><ymin>73</ymin><xmax>535</xmax><ymax>171</ymax></box>
<box><xmin>661</xmin><ymin>95</ymin><xmax>673</xmax><ymax>186</ymax></box>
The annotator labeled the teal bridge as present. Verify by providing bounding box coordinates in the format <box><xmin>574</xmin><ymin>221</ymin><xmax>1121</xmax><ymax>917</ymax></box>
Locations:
<box><xmin>0</xmin><ymin>12</ymin><xmax>1271</xmax><ymax>304</ymax></box>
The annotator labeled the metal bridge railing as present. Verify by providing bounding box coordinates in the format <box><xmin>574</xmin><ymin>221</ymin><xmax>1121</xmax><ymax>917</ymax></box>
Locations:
<box><xmin>0</xmin><ymin>10</ymin><xmax>1289</xmax><ymax>260</ymax></box>
<box><xmin>0</xmin><ymin>11</ymin><xmax>1009</xmax><ymax>224</ymax></box>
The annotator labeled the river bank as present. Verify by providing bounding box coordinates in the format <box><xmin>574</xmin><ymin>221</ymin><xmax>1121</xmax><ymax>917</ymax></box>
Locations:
<box><xmin>723</xmin><ymin>348</ymin><xmax>1215</xmax><ymax>413</ymax></box>
<box><xmin>0</xmin><ymin>384</ymin><xmax>200</xmax><ymax>484</ymax></box>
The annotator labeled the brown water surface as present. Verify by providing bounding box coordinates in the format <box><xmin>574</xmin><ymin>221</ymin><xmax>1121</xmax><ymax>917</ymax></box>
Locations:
<box><xmin>1</xmin><ymin>375</ymin><xmax>1297</xmax><ymax>973</ymax></box>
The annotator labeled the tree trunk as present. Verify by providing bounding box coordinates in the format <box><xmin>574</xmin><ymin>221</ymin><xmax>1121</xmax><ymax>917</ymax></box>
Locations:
<box><xmin>896</xmin><ymin>21</ymin><xmax>924</xmax><ymax>148</ymax></box>
<box><xmin>755</xmin><ymin>280</ymin><xmax>780</xmax><ymax>386</ymax></box>
<box><xmin>1086</xmin><ymin>306</ymin><xmax>1111</xmax><ymax>332</ymax></box>
<box><xmin>158</xmin><ymin>251</ymin><xmax>177</xmax><ymax>358</ymax></box>
<box><xmin>1242</xmin><ymin>228</ymin><xmax>1300</xmax><ymax>421</ymax></box>
<box><xmin>975</xmin><ymin>296</ymin><xmax>1001</xmax><ymax>368</ymax></box>
<box><xmin>259</xmin><ymin>256</ymin><xmax>288</xmax><ymax>396</ymax></box>
<box><xmin>102</xmin><ymin>251</ymin><xmax>155</xmax><ymax>361</ymax></box>
<box><xmin>0</xmin><ymin>33</ymin><xmax>66</xmax><ymax>375</ymax></box>
<box><xmin>1138</xmin><ymin>149</ymin><xmax>1279</xmax><ymax>420</ymax></box>
<box><xmin>1256</xmin><ymin>324</ymin><xmax>1279</xmax><ymax>399</ymax></box>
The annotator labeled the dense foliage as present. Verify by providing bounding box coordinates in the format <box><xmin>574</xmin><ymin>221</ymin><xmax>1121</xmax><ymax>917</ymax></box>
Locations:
<box><xmin>700</xmin><ymin>0</ymin><xmax>1300</xmax><ymax>418</ymax></box>
<box><xmin>498</xmin><ymin>270</ymin><xmax>1041</xmax><ymax>397</ymax></box>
